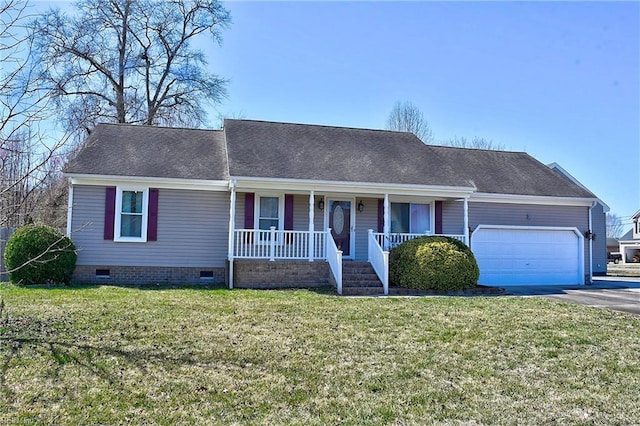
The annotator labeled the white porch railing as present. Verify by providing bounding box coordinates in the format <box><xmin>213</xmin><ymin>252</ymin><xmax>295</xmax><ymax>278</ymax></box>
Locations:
<box><xmin>326</xmin><ymin>228</ymin><xmax>343</xmax><ymax>295</ymax></box>
<box><xmin>231</xmin><ymin>228</ymin><xmax>466</xmax><ymax>295</ymax></box>
<box><xmin>368</xmin><ymin>230</ymin><xmax>389</xmax><ymax>295</ymax></box>
<box><xmin>374</xmin><ymin>232</ymin><xmax>467</xmax><ymax>249</ymax></box>
<box><xmin>233</xmin><ymin>228</ymin><xmax>326</xmax><ymax>260</ymax></box>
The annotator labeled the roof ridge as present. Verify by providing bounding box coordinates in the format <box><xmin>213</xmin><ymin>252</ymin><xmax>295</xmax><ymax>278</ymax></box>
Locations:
<box><xmin>428</xmin><ymin>143</ymin><xmax>525</xmax><ymax>155</ymax></box>
<box><xmin>224</xmin><ymin>118</ymin><xmax>415</xmax><ymax>136</ymax></box>
<box><xmin>96</xmin><ymin>122</ymin><xmax>221</xmax><ymax>132</ymax></box>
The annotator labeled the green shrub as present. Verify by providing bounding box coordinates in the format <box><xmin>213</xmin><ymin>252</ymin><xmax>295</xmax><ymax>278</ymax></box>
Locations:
<box><xmin>389</xmin><ymin>236</ymin><xmax>479</xmax><ymax>291</ymax></box>
<box><xmin>3</xmin><ymin>226</ymin><xmax>77</xmax><ymax>285</ymax></box>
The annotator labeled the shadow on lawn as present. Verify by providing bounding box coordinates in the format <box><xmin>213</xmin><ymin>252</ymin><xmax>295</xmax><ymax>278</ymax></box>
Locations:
<box><xmin>0</xmin><ymin>335</ymin><xmax>218</xmax><ymax>411</ymax></box>
<box><xmin>0</xmin><ymin>306</ymin><xmax>229</xmax><ymax>408</ymax></box>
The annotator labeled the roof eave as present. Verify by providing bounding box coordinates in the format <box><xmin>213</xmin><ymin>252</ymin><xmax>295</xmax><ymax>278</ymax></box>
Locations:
<box><xmin>471</xmin><ymin>192</ymin><xmax>601</xmax><ymax>207</ymax></box>
<box><xmin>66</xmin><ymin>173</ymin><xmax>229</xmax><ymax>191</ymax></box>
<box><xmin>547</xmin><ymin>162</ymin><xmax>609</xmax><ymax>211</ymax></box>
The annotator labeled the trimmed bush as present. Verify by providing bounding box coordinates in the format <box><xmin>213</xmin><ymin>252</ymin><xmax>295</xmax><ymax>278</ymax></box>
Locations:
<box><xmin>3</xmin><ymin>225</ymin><xmax>77</xmax><ymax>285</ymax></box>
<box><xmin>389</xmin><ymin>236</ymin><xmax>479</xmax><ymax>291</ymax></box>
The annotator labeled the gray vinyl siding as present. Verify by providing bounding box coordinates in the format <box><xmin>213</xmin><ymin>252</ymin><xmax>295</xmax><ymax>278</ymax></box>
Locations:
<box><xmin>442</xmin><ymin>200</ymin><xmax>465</xmax><ymax>235</ymax></box>
<box><xmin>293</xmin><ymin>194</ymin><xmax>325</xmax><ymax>230</ymax></box>
<box><xmin>442</xmin><ymin>200</ymin><xmax>590</xmax><ymax>232</ymax></box>
<box><xmin>353</xmin><ymin>197</ymin><xmax>379</xmax><ymax>261</ymax></box>
<box><xmin>314</xmin><ymin>197</ymin><xmax>324</xmax><ymax>230</ymax></box>
<box><xmin>72</xmin><ymin>185</ymin><xmax>229</xmax><ymax>267</ymax></box>
<box><xmin>591</xmin><ymin>203</ymin><xmax>607</xmax><ymax>274</ymax></box>
<box><xmin>235</xmin><ymin>193</ymin><xmax>323</xmax><ymax>231</ymax></box>
<box><xmin>467</xmin><ymin>202</ymin><xmax>590</xmax><ymax>273</ymax></box>
<box><xmin>468</xmin><ymin>203</ymin><xmax>588</xmax><ymax>230</ymax></box>
<box><xmin>235</xmin><ymin>192</ymin><xmax>245</xmax><ymax>229</ymax></box>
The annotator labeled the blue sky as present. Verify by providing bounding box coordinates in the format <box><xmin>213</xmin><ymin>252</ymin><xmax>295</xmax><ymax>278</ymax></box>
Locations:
<box><xmin>209</xmin><ymin>1</ymin><xmax>639</xmax><ymax>229</ymax></box>
<box><xmin>35</xmin><ymin>1</ymin><xmax>640</xmax><ymax>229</ymax></box>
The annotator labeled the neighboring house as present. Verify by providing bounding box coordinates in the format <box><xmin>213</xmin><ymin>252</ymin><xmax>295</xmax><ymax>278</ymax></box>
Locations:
<box><xmin>619</xmin><ymin>209</ymin><xmax>640</xmax><ymax>263</ymax></box>
<box><xmin>64</xmin><ymin>120</ymin><xmax>607</xmax><ymax>293</ymax></box>
<box><xmin>607</xmin><ymin>237</ymin><xmax>620</xmax><ymax>255</ymax></box>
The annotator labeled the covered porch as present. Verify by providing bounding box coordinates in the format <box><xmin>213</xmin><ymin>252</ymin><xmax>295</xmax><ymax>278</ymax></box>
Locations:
<box><xmin>226</xmin><ymin>179</ymin><xmax>473</xmax><ymax>295</ymax></box>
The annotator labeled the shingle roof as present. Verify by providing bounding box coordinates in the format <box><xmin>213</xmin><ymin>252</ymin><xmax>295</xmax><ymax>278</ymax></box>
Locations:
<box><xmin>65</xmin><ymin>119</ymin><xmax>596</xmax><ymax>200</ymax></box>
<box><xmin>224</xmin><ymin>119</ymin><xmax>470</xmax><ymax>187</ymax></box>
<box><xmin>224</xmin><ymin>119</ymin><xmax>594</xmax><ymax>198</ymax></box>
<box><xmin>65</xmin><ymin>123</ymin><xmax>228</xmax><ymax>181</ymax></box>
<box><xmin>429</xmin><ymin>145</ymin><xmax>595</xmax><ymax>197</ymax></box>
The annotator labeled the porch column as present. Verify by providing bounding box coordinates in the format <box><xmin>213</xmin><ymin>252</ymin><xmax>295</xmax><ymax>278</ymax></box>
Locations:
<box><xmin>308</xmin><ymin>190</ymin><xmax>315</xmax><ymax>262</ymax></box>
<box><xmin>227</xmin><ymin>181</ymin><xmax>237</xmax><ymax>289</ymax></box>
<box><xmin>463</xmin><ymin>197</ymin><xmax>469</xmax><ymax>245</ymax></box>
<box><xmin>383</xmin><ymin>193</ymin><xmax>390</xmax><ymax>250</ymax></box>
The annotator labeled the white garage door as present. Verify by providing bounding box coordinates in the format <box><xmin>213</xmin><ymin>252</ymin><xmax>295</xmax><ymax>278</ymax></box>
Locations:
<box><xmin>471</xmin><ymin>225</ymin><xmax>584</xmax><ymax>286</ymax></box>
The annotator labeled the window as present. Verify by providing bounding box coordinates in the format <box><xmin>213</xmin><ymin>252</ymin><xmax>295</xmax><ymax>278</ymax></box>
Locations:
<box><xmin>258</xmin><ymin>196</ymin><xmax>280</xmax><ymax>230</ymax></box>
<box><xmin>390</xmin><ymin>203</ymin><xmax>431</xmax><ymax>234</ymax></box>
<box><xmin>255</xmin><ymin>195</ymin><xmax>283</xmax><ymax>241</ymax></box>
<box><xmin>115</xmin><ymin>187</ymin><xmax>148</xmax><ymax>242</ymax></box>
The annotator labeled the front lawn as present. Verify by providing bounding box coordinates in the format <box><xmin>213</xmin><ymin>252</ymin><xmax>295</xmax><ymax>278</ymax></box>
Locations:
<box><xmin>1</xmin><ymin>283</ymin><xmax>639</xmax><ymax>424</ymax></box>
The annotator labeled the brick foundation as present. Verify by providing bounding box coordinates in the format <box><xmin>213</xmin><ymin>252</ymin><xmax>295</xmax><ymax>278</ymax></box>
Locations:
<box><xmin>233</xmin><ymin>260</ymin><xmax>331</xmax><ymax>289</ymax></box>
<box><xmin>72</xmin><ymin>265</ymin><xmax>226</xmax><ymax>286</ymax></box>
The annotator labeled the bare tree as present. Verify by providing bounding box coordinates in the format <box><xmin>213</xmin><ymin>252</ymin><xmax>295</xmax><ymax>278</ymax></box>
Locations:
<box><xmin>385</xmin><ymin>101</ymin><xmax>433</xmax><ymax>143</ymax></box>
<box><xmin>1</xmin><ymin>0</ymin><xmax>72</xmax><ymax>228</ymax></box>
<box><xmin>31</xmin><ymin>0</ymin><xmax>231</xmax><ymax>136</ymax></box>
<box><xmin>606</xmin><ymin>212</ymin><xmax>625</xmax><ymax>239</ymax></box>
<box><xmin>445</xmin><ymin>136</ymin><xmax>506</xmax><ymax>151</ymax></box>
<box><xmin>216</xmin><ymin>109</ymin><xmax>247</xmax><ymax>129</ymax></box>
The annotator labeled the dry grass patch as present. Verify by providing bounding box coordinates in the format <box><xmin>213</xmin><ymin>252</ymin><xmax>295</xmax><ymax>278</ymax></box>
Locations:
<box><xmin>1</xmin><ymin>283</ymin><xmax>639</xmax><ymax>424</ymax></box>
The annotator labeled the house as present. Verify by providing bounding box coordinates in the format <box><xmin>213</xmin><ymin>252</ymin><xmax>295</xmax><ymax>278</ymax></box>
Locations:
<box><xmin>607</xmin><ymin>237</ymin><xmax>620</xmax><ymax>256</ymax></box>
<box><xmin>619</xmin><ymin>209</ymin><xmax>640</xmax><ymax>263</ymax></box>
<box><xmin>64</xmin><ymin>119</ymin><xmax>607</xmax><ymax>293</ymax></box>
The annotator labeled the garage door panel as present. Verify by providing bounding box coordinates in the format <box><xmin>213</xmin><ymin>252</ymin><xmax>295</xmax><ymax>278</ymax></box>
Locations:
<box><xmin>471</xmin><ymin>226</ymin><xmax>583</xmax><ymax>286</ymax></box>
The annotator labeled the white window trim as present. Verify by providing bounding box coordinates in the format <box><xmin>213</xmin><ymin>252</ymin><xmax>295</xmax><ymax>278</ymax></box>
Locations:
<box><xmin>390</xmin><ymin>201</ymin><xmax>434</xmax><ymax>234</ymax></box>
<box><xmin>253</xmin><ymin>193</ymin><xmax>285</xmax><ymax>244</ymax></box>
<box><xmin>114</xmin><ymin>186</ymin><xmax>149</xmax><ymax>242</ymax></box>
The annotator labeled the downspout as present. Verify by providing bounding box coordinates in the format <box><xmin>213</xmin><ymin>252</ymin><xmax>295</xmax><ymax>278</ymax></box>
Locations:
<box><xmin>588</xmin><ymin>200</ymin><xmax>596</xmax><ymax>285</ymax></box>
<box><xmin>66</xmin><ymin>178</ymin><xmax>74</xmax><ymax>237</ymax></box>
<box><xmin>227</xmin><ymin>180</ymin><xmax>237</xmax><ymax>289</ymax></box>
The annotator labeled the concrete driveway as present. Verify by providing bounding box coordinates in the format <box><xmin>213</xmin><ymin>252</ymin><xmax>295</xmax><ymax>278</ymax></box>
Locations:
<box><xmin>503</xmin><ymin>277</ymin><xmax>640</xmax><ymax>316</ymax></box>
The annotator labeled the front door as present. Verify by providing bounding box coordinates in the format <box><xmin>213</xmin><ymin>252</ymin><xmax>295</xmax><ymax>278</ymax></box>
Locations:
<box><xmin>328</xmin><ymin>200</ymin><xmax>351</xmax><ymax>256</ymax></box>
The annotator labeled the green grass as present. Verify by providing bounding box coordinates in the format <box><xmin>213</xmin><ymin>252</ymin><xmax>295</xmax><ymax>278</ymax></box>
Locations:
<box><xmin>1</xmin><ymin>283</ymin><xmax>639</xmax><ymax>425</ymax></box>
